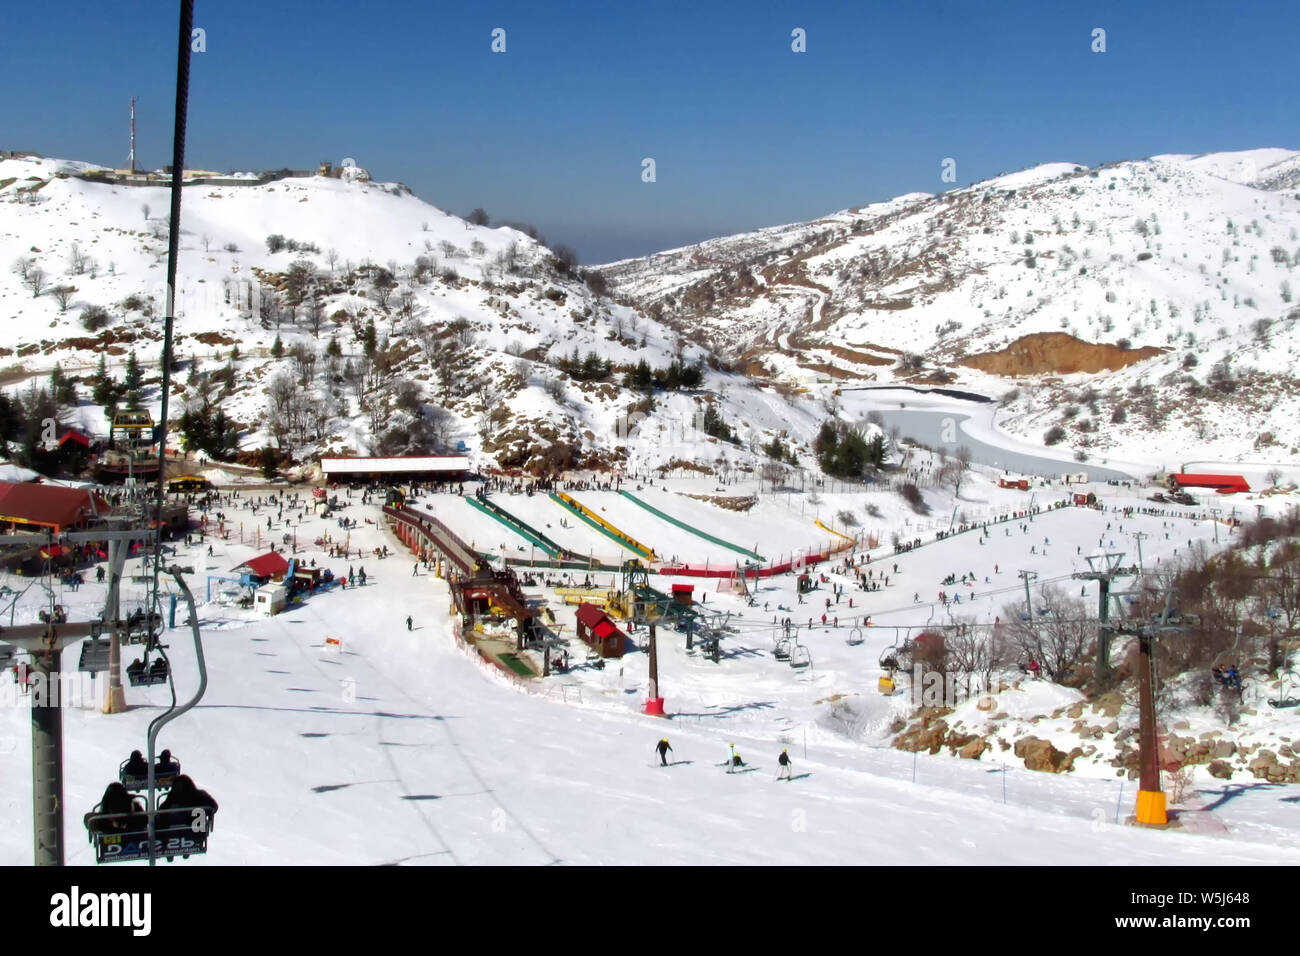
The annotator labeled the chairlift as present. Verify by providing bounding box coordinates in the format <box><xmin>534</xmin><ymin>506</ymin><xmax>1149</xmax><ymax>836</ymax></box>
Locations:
<box><xmin>773</xmin><ymin>635</ymin><xmax>793</xmax><ymax>661</ymax></box>
<box><xmin>87</xmin><ymin>566</ymin><xmax>218</xmax><ymax>865</ymax></box>
<box><xmin>1267</xmin><ymin>669</ymin><xmax>1300</xmax><ymax>709</ymax></box>
<box><xmin>879</xmin><ymin>636</ymin><xmax>914</xmax><ymax>673</ymax></box>
<box><xmin>127</xmin><ymin>649</ymin><xmax>170</xmax><ymax>687</ymax></box>
<box><xmin>846</xmin><ymin>627</ymin><xmax>864</xmax><ymax>647</ymax></box>
<box><xmin>789</xmin><ymin>643</ymin><xmax>812</xmax><ymax>669</ymax></box>
<box><xmin>121</xmin><ymin>605</ymin><xmax>164</xmax><ymax>645</ymax></box>
<box><xmin>84</xmin><ymin>806</ymin><xmax>213</xmax><ymax>864</ymax></box>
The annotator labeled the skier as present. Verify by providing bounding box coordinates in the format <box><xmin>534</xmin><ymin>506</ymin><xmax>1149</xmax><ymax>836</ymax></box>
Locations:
<box><xmin>655</xmin><ymin>737</ymin><xmax>673</xmax><ymax>766</ymax></box>
<box><xmin>412</xmin><ymin>562</ymin><xmax>419</xmax><ymax>577</ymax></box>
<box><xmin>406</xmin><ymin>616</ymin><xmax>413</xmax><ymax>632</ymax></box>
<box><xmin>777</xmin><ymin>748</ymin><xmax>793</xmax><ymax>780</ymax></box>
<box><xmin>728</xmin><ymin>742</ymin><xmax>746</xmax><ymax>772</ymax></box>
<box><xmin>123</xmin><ymin>750</ymin><xmax>148</xmax><ymax>778</ymax></box>
<box><xmin>158</xmin><ymin>775</ymin><xmax>219</xmax><ymax>831</ymax></box>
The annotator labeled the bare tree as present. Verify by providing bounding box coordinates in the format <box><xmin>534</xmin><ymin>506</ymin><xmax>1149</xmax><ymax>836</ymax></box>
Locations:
<box><xmin>995</xmin><ymin>585</ymin><xmax>1092</xmax><ymax>681</ymax></box>
<box><xmin>940</xmin><ymin>445</ymin><xmax>973</xmax><ymax>498</ymax></box>
<box><xmin>25</xmin><ymin>266</ymin><xmax>48</xmax><ymax>298</ymax></box>
<box><xmin>291</xmin><ymin>341</ymin><xmax>318</xmax><ymax>384</ymax></box>
<box><xmin>11</xmin><ymin>256</ymin><xmax>35</xmax><ymax>280</ymax></box>
<box><xmin>307</xmin><ymin>292</ymin><xmax>326</xmax><ymax>338</ymax></box>
<box><xmin>201</xmin><ymin>233</ymin><xmax>212</xmax><ymax>252</ymax></box>
<box><xmin>370</xmin><ymin>269</ymin><xmax>397</xmax><ymax>312</ymax></box>
<box><xmin>50</xmin><ymin>284</ymin><xmax>77</xmax><ymax>312</ymax></box>
<box><xmin>760</xmin><ymin>461</ymin><xmax>787</xmax><ymax>492</ymax></box>
<box><xmin>67</xmin><ymin>243</ymin><xmax>89</xmax><ymax>275</ymax></box>
<box><xmin>257</xmin><ymin>282</ymin><xmax>277</xmax><ymax>328</ymax></box>
<box><xmin>944</xmin><ymin>621</ymin><xmax>1003</xmax><ymax>698</ymax></box>
<box><xmin>412</xmin><ymin>320</ymin><xmax>439</xmax><ymax>365</ymax></box>
<box><xmin>265</xmin><ymin>371</ymin><xmax>298</xmax><ymax>451</ymax></box>
<box><xmin>325</xmin><ymin>248</ymin><xmax>339</xmax><ymax>274</ymax></box>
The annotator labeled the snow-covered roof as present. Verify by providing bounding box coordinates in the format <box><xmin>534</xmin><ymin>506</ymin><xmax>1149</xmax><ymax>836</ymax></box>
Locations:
<box><xmin>320</xmin><ymin>456</ymin><xmax>471</xmax><ymax>475</ymax></box>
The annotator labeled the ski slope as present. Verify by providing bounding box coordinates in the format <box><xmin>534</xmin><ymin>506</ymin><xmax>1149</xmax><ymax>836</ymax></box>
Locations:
<box><xmin>4</xmin><ymin>478</ymin><xmax>1300</xmax><ymax>866</ymax></box>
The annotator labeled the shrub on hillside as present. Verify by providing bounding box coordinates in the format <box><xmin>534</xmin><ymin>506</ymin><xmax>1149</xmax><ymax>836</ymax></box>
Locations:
<box><xmin>81</xmin><ymin>305</ymin><xmax>111</xmax><ymax>332</ymax></box>
<box><xmin>899</xmin><ymin>482</ymin><xmax>926</xmax><ymax>513</ymax></box>
<box><xmin>1044</xmin><ymin>424</ymin><xmax>1067</xmax><ymax>445</ymax></box>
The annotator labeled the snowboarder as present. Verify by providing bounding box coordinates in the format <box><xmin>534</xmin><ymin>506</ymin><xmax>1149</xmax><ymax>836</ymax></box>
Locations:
<box><xmin>406</xmin><ymin>616</ymin><xmax>413</xmax><ymax>631</ymax></box>
<box><xmin>777</xmin><ymin>748</ymin><xmax>792</xmax><ymax>780</ymax></box>
<box><xmin>655</xmin><ymin>738</ymin><xmax>673</xmax><ymax>766</ymax></box>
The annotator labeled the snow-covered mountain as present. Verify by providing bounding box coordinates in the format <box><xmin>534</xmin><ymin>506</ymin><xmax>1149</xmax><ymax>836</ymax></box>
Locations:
<box><xmin>598</xmin><ymin>149</ymin><xmax>1300</xmax><ymax>464</ymax></box>
<box><xmin>0</xmin><ymin>155</ymin><xmax>827</xmax><ymax>476</ymax></box>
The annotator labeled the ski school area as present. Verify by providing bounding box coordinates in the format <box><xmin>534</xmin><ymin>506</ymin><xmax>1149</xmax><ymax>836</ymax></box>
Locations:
<box><xmin>4</xmin><ymin>465</ymin><xmax>1300</xmax><ymax>866</ymax></box>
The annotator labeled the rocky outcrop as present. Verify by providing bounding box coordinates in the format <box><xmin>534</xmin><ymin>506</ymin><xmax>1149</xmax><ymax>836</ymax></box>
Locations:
<box><xmin>1014</xmin><ymin>737</ymin><xmax>1082</xmax><ymax>773</ymax></box>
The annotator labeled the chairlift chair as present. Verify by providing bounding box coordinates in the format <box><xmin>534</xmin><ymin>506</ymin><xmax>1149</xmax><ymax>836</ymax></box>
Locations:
<box><xmin>846</xmin><ymin>626</ymin><xmax>864</xmax><ymax>646</ymax></box>
<box><xmin>127</xmin><ymin>650</ymin><xmax>170</xmax><ymax>687</ymax></box>
<box><xmin>789</xmin><ymin>643</ymin><xmax>812</xmax><ymax>669</ymax></box>
<box><xmin>1267</xmin><ymin>669</ymin><xmax>1300</xmax><ymax>709</ymax></box>
<box><xmin>773</xmin><ymin>634</ymin><xmax>793</xmax><ymax>661</ymax></box>
<box><xmin>85</xmin><ymin>807</ymin><xmax>212</xmax><ymax>864</ymax></box>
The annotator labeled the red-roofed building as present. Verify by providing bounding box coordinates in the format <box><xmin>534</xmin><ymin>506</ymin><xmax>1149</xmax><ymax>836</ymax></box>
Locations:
<box><xmin>1167</xmin><ymin>473</ymin><xmax>1251</xmax><ymax>494</ymax></box>
<box><xmin>575</xmin><ymin>602</ymin><xmax>629</xmax><ymax>659</ymax></box>
<box><xmin>234</xmin><ymin>551</ymin><xmax>290</xmax><ymax>581</ymax></box>
<box><xmin>0</xmin><ymin>481</ymin><xmax>108</xmax><ymax>533</ymax></box>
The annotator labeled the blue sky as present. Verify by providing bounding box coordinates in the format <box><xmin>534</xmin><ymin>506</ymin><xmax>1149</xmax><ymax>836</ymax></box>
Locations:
<box><xmin>5</xmin><ymin>0</ymin><xmax>1297</xmax><ymax>262</ymax></box>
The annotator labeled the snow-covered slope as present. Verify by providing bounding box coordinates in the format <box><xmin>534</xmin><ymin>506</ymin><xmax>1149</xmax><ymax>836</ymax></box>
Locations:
<box><xmin>0</xmin><ymin>155</ymin><xmax>833</xmax><ymax>475</ymax></box>
<box><xmin>598</xmin><ymin>149</ymin><xmax>1300</xmax><ymax>465</ymax></box>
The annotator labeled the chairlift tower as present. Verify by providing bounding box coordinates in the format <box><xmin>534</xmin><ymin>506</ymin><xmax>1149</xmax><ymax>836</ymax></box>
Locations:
<box><xmin>1113</xmin><ymin>589</ymin><xmax>1185</xmax><ymax>826</ymax></box>
<box><xmin>1073</xmin><ymin>552</ymin><xmax>1128</xmax><ymax>692</ymax></box>
<box><xmin>1016</xmin><ymin>569</ymin><xmax>1037</xmax><ymax>619</ymax></box>
<box><xmin>0</xmin><ymin>526</ymin><xmax>158</xmax><ymax>865</ymax></box>
<box><xmin>626</xmin><ymin>575</ymin><xmax>664</xmax><ymax>715</ymax></box>
<box><xmin>1129</xmin><ymin>531</ymin><xmax>1149</xmax><ymax>572</ymax></box>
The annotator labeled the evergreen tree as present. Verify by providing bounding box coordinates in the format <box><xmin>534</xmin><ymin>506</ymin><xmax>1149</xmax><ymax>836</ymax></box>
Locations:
<box><xmin>362</xmin><ymin>318</ymin><xmax>377</xmax><ymax>358</ymax></box>
<box><xmin>271</xmin><ymin>335</ymin><xmax>284</xmax><ymax>359</ymax></box>
<box><xmin>124</xmin><ymin>351</ymin><xmax>142</xmax><ymax>394</ymax></box>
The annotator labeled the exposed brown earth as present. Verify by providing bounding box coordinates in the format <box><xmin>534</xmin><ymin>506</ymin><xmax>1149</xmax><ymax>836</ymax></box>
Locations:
<box><xmin>960</xmin><ymin>331</ymin><xmax>1165</xmax><ymax>376</ymax></box>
